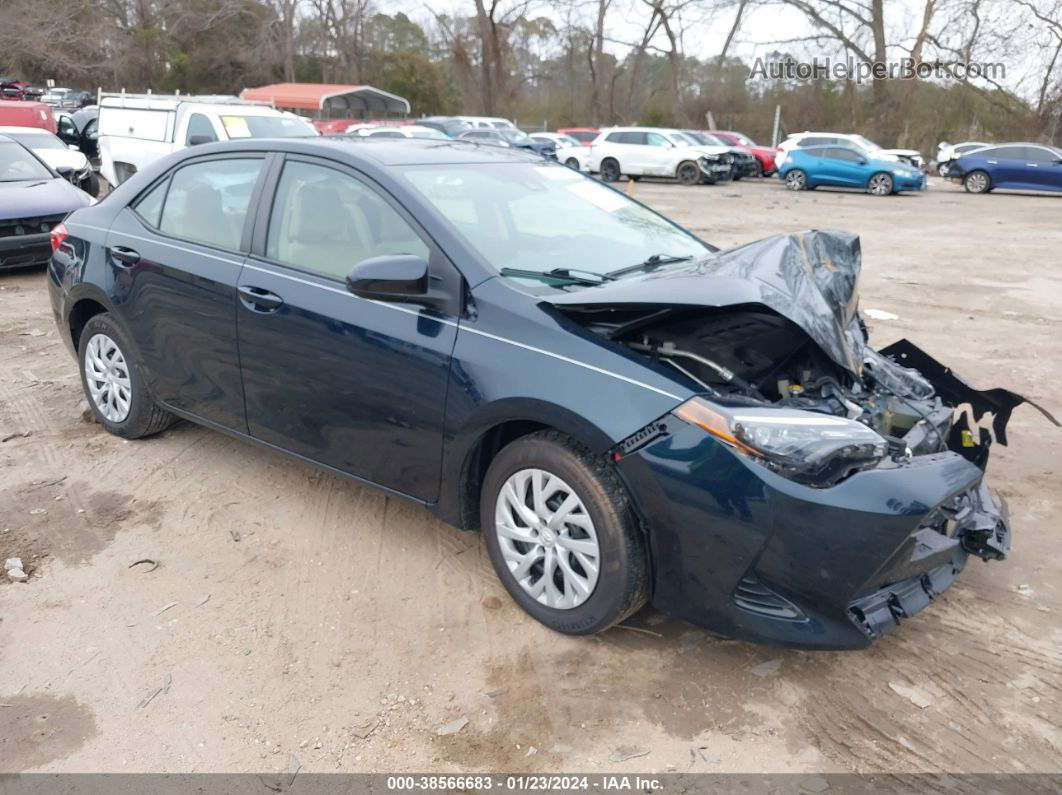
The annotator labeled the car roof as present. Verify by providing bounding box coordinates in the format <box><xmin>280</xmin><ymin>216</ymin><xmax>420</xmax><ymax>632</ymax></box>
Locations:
<box><xmin>165</xmin><ymin>136</ymin><xmax>543</xmax><ymax>167</ymax></box>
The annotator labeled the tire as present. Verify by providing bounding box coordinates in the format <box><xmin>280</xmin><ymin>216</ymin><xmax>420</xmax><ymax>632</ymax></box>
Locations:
<box><xmin>676</xmin><ymin>160</ymin><xmax>700</xmax><ymax>186</ymax></box>
<box><xmin>868</xmin><ymin>171</ymin><xmax>894</xmax><ymax>195</ymax></box>
<box><xmin>78</xmin><ymin>313</ymin><xmax>175</xmax><ymax>439</ymax></box>
<box><xmin>564</xmin><ymin>157</ymin><xmax>580</xmax><ymax>170</ymax></box>
<box><xmin>938</xmin><ymin>162</ymin><xmax>950</xmax><ymax>178</ymax></box>
<box><xmin>753</xmin><ymin>160</ymin><xmax>764</xmax><ymax>178</ymax></box>
<box><xmin>964</xmin><ymin>169</ymin><xmax>991</xmax><ymax>193</ymax></box>
<box><xmin>481</xmin><ymin>431</ymin><xmax>649</xmax><ymax>635</ymax></box>
<box><xmin>627</xmin><ymin>175</ymin><xmax>641</xmax><ymax>182</ymax></box>
<box><xmin>600</xmin><ymin>158</ymin><xmax>621</xmax><ymax>182</ymax></box>
<box><xmin>784</xmin><ymin>169</ymin><xmax>808</xmax><ymax>190</ymax></box>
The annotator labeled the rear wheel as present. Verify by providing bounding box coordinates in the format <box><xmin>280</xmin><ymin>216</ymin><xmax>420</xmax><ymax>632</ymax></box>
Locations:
<box><xmin>599</xmin><ymin>158</ymin><xmax>621</xmax><ymax>182</ymax></box>
<box><xmin>78</xmin><ymin>313</ymin><xmax>175</xmax><ymax>439</ymax></box>
<box><xmin>868</xmin><ymin>172</ymin><xmax>894</xmax><ymax>195</ymax></box>
<box><xmin>964</xmin><ymin>169</ymin><xmax>991</xmax><ymax>193</ymax></box>
<box><xmin>564</xmin><ymin>157</ymin><xmax>580</xmax><ymax>170</ymax></box>
<box><xmin>481</xmin><ymin>431</ymin><xmax>648</xmax><ymax>635</ymax></box>
<box><xmin>676</xmin><ymin>160</ymin><xmax>700</xmax><ymax>186</ymax></box>
<box><xmin>785</xmin><ymin>169</ymin><xmax>808</xmax><ymax>190</ymax></box>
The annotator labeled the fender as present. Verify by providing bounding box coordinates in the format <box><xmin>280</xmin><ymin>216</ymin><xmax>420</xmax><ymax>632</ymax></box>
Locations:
<box><xmin>433</xmin><ymin>397</ymin><xmax>617</xmax><ymax>529</ymax></box>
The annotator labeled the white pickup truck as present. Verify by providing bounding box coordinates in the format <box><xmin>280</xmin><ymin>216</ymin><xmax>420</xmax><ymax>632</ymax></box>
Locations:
<box><xmin>97</xmin><ymin>92</ymin><xmax>317</xmax><ymax>186</ymax></box>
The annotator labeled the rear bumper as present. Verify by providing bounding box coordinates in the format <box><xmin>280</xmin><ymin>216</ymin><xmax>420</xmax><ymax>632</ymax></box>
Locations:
<box><xmin>618</xmin><ymin>426</ymin><xmax>1009</xmax><ymax>650</ymax></box>
<box><xmin>0</xmin><ymin>232</ymin><xmax>51</xmax><ymax>270</ymax></box>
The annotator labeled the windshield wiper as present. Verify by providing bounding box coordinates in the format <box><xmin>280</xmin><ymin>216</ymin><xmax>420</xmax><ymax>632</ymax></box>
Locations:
<box><xmin>499</xmin><ymin>267</ymin><xmax>616</xmax><ymax>286</ymax></box>
<box><xmin>606</xmin><ymin>253</ymin><xmax>695</xmax><ymax>279</ymax></box>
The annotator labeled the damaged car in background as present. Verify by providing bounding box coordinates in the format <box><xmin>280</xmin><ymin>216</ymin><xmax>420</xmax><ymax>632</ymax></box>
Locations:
<box><xmin>48</xmin><ymin>140</ymin><xmax>1057</xmax><ymax>649</ymax></box>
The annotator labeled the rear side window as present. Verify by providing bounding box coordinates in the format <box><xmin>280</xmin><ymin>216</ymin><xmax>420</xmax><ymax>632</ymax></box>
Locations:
<box><xmin>159</xmin><ymin>158</ymin><xmax>262</xmax><ymax>250</ymax></box>
<box><xmin>133</xmin><ymin>179</ymin><xmax>168</xmax><ymax>227</ymax></box>
<box><xmin>185</xmin><ymin>113</ymin><xmax>218</xmax><ymax>145</ymax></box>
<box><xmin>265</xmin><ymin>160</ymin><xmax>429</xmax><ymax>280</ymax></box>
<box><xmin>990</xmin><ymin>146</ymin><xmax>1025</xmax><ymax>159</ymax></box>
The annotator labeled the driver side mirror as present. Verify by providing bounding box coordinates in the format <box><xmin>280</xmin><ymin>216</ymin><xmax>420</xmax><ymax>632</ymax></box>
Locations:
<box><xmin>346</xmin><ymin>255</ymin><xmax>438</xmax><ymax>306</ymax></box>
<box><xmin>55</xmin><ymin>165</ymin><xmax>76</xmax><ymax>183</ymax></box>
<box><xmin>188</xmin><ymin>134</ymin><xmax>215</xmax><ymax>146</ymax></box>
<box><xmin>857</xmin><ymin>157</ymin><xmax>867</xmax><ymax>165</ymax></box>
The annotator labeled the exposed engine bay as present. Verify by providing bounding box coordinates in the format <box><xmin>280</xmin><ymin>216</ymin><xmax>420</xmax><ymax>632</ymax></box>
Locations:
<box><xmin>549</xmin><ymin>229</ymin><xmax>1059</xmax><ymax>496</ymax></box>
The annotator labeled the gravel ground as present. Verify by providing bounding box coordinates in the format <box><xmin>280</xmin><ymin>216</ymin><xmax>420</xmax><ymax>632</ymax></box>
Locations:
<box><xmin>0</xmin><ymin>175</ymin><xmax>1059</xmax><ymax>775</ymax></box>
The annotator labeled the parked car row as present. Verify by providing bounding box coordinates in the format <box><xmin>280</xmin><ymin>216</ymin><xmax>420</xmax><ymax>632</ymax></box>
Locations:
<box><xmin>1</xmin><ymin>78</ymin><xmax>93</xmax><ymax>109</ymax></box>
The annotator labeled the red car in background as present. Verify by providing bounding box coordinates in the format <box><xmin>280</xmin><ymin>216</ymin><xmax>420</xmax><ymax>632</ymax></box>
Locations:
<box><xmin>557</xmin><ymin>127</ymin><xmax>600</xmax><ymax>146</ymax></box>
<box><xmin>311</xmin><ymin>118</ymin><xmax>413</xmax><ymax>134</ymax></box>
<box><xmin>709</xmin><ymin>130</ymin><xmax>777</xmax><ymax>176</ymax></box>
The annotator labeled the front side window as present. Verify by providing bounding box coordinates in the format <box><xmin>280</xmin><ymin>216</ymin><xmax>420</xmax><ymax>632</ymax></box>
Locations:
<box><xmin>186</xmin><ymin>113</ymin><xmax>218</xmax><ymax>145</ymax></box>
<box><xmin>647</xmin><ymin>132</ymin><xmax>670</xmax><ymax>147</ymax></box>
<box><xmin>159</xmin><ymin>158</ymin><xmax>263</xmax><ymax>250</ymax></box>
<box><xmin>402</xmin><ymin>162</ymin><xmax>709</xmax><ymax>284</ymax></box>
<box><xmin>57</xmin><ymin>116</ymin><xmax>78</xmax><ymax>138</ymax></box>
<box><xmin>828</xmin><ymin>147</ymin><xmax>861</xmax><ymax>162</ymax></box>
<box><xmin>1024</xmin><ymin>146</ymin><xmax>1058</xmax><ymax>162</ymax></box>
<box><xmin>266</xmin><ymin>160</ymin><xmax>429</xmax><ymax>280</ymax></box>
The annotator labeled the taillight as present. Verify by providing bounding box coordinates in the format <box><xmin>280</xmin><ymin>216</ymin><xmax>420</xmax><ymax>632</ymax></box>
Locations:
<box><xmin>50</xmin><ymin>222</ymin><xmax>68</xmax><ymax>252</ymax></box>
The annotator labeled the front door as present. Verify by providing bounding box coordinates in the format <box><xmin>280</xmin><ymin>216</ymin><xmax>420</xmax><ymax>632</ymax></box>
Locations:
<box><xmin>235</xmin><ymin>156</ymin><xmax>460</xmax><ymax>501</ymax></box>
<box><xmin>105</xmin><ymin>154</ymin><xmax>266</xmax><ymax>431</ymax></box>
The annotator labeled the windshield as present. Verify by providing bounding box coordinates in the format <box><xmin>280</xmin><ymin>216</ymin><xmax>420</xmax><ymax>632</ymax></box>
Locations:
<box><xmin>696</xmin><ymin>132</ymin><xmax>728</xmax><ymax>146</ymax></box>
<box><xmin>669</xmin><ymin>132</ymin><xmax>697</xmax><ymax>146</ymax></box>
<box><xmin>5</xmin><ymin>132</ymin><xmax>66</xmax><ymax>150</ymax></box>
<box><xmin>501</xmin><ymin>129</ymin><xmax>532</xmax><ymax>145</ymax></box>
<box><xmin>0</xmin><ymin>141</ymin><xmax>53</xmax><ymax>181</ymax></box>
<box><xmin>220</xmin><ymin>114</ymin><xmax>316</xmax><ymax>139</ymax></box>
<box><xmin>852</xmin><ymin>135</ymin><xmax>881</xmax><ymax>151</ymax></box>
<box><xmin>732</xmin><ymin>133</ymin><xmax>754</xmax><ymax>146</ymax></box>
<box><xmin>402</xmin><ymin>163</ymin><xmax>710</xmax><ymax>284</ymax></box>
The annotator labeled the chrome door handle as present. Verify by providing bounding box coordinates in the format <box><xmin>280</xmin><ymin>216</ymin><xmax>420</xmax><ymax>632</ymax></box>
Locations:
<box><xmin>238</xmin><ymin>285</ymin><xmax>284</xmax><ymax>312</ymax></box>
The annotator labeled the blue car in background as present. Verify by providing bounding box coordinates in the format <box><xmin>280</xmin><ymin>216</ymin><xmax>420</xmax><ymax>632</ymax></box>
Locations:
<box><xmin>1</xmin><ymin>133</ymin><xmax>93</xmax><ymax>270</ymax></box>
<box><xmin>779</xmin><ymin>144</ymin><xmax>926</xmax><ymax>195</ymax></box>
<box><xmin>949</xmin><ymin>143</ymin><xmax>1062</xmax><ymax>194</ymax></box>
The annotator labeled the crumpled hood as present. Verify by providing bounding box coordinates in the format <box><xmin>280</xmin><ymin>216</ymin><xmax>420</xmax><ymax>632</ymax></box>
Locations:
<box><xmin>0</xmin><ymin>177</ymin><xmax>91</xmax><ymax>220</ymax></box>
<box><xmin>549</xmin><ymin>229</ymin><xmax>869</xmax><ymax>375</ymax></box>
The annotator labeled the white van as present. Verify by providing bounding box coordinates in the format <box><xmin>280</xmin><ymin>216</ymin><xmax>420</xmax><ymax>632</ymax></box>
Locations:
<box><xmin>97</xmin><ymin>92</ymin><xmax>316</xmax><ymax>186</ymax></box>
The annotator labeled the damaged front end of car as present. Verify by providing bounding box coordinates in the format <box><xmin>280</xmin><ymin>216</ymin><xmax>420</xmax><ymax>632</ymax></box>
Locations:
<box><xmin>549</xmin><ymin>230</ymin><xmax>1057</xmax><ymax>648</ymax></box>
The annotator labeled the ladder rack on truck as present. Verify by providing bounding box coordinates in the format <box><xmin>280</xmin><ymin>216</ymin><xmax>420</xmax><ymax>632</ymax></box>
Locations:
<box><xmin>96</xmin><ymin>89</ymin><xmax>273</xmax><ymax>109</ymax></box>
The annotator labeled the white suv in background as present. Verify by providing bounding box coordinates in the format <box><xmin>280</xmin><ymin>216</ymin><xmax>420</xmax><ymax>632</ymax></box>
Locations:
<box><xmin>588</xmin><ymin>127</ymin><xmax>733</xmax><ymax>185</ymax></box>
<box><xmin>776</xmin><ymin>131</ymin><xmax>925</xmax><ymax>170</ymax></box>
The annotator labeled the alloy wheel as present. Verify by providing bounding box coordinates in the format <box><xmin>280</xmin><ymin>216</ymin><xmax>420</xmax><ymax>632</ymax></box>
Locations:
<box><xmin>869</xmin><ymin>173</ymin><xmax>893</xmax><ymax>195</ymax></box>
<box><xmin>600</xmin><ymin>160</ymin><xmax>620</xmax><ymax>182</ymax></box>
<box><xmin>84</xmin><ymin>333</ymin><xmax>132</xmax><ymax>423</ymax></box>
<box><xmin>966</xmin><ymin>171</ymin><xmax>989</xmax><ymax>193</ymax></box>
<box><xmin>785</xmin><ymin>170</ymin><xmax>806</xmax><ymax>190</ymax></box>
<box><xmin>494</xmin><ymin>468</ymin><xmax>601</xmax><ymax>609</ymax></box>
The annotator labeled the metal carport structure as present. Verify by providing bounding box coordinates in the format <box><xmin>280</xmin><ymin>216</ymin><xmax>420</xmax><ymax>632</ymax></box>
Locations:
<box><xmin>239</xmin><ymin>83</ymin><xmax>410</xmax><ymax>117</ymax></box>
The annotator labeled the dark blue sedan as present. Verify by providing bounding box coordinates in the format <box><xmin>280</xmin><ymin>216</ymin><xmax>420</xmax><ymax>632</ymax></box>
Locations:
<box><xmin>46</xmin><ymin>138</ymin><xmax>1047</xmax><ymax>649</ymax></box>
<box><xmin>950</xmin><ymin>143</ymin><xmax>1062</xmax><ymax>193</ymax></box>
<box><xmin>1</xmin><ymin>134</ymin><xmax>93</xmax><ymax>269</ymax></box>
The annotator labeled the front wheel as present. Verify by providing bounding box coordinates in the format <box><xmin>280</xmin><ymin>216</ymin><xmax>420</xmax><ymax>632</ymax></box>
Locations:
<box><xmin>564</xmin><ymin>157</ymin><xmax>580</xmax><ymax>170</ymax></box>
<box><xmin>784</xmin><ymin>169</ymin><xmax>808</xmax><ymax>190</ymax></box>
<box><xmin>676</xmin><ymin>160</ymin><xmax>700</xmax><ymax>186</ymax></box>
<box><xmin>964</xmin><ymin>169</ymin><xmax>991</xmax><ymax>193</ymax></box>
<box><xmin>481</xmin><ymin>431</ymin><xmax>648</xmax><ymax>635</ymax></box>
<box><xmin>868</xmin><ymin>171</ymin><xmax>894</xmax><ymax>195</ymax></box>
<box><xmin>599</xmin><ymin>158</ymin><xmax>621</xmax><ymax>182</ymax></box>
<box><xmin>78</xmin><ymin>313</ymin><xmax>175</xmax><ymax>439</ymax></box>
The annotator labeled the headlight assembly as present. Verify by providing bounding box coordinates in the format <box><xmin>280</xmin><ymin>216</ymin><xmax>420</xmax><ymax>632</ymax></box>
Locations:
<box><xmin>672</xmin><ymin>398</ymin><xmax>887</xmax><ymax>487</ymax></box>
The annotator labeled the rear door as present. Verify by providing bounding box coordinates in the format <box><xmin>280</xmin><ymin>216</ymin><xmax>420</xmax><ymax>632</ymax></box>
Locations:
<box><xmin>234</xmin><ymin>155</ymin><xmax>460</xmax><ymax>500</ymax></box>
<box><xmin>104</xmin><ymin>153</ymin><xmax>267</xmax><ymax>430</ymax></box>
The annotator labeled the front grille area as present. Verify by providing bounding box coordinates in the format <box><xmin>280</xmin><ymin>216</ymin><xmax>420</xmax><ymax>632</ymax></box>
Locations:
<box><xmin>0</xmin><ymin>213</ymin><xmax>65</xmax><ymax>239</ymax></box>
<box><xmin>733</xmin><ymin>573</ymin><xmax>805</xmax><ymax>620</ymax></box>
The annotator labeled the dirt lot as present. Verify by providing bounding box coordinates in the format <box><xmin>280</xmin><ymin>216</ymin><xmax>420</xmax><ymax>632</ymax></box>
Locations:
<box><xmin>1</xmin><ymin>175</ymin><xmax>1060</xmax><ymax>776</ymax></box>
